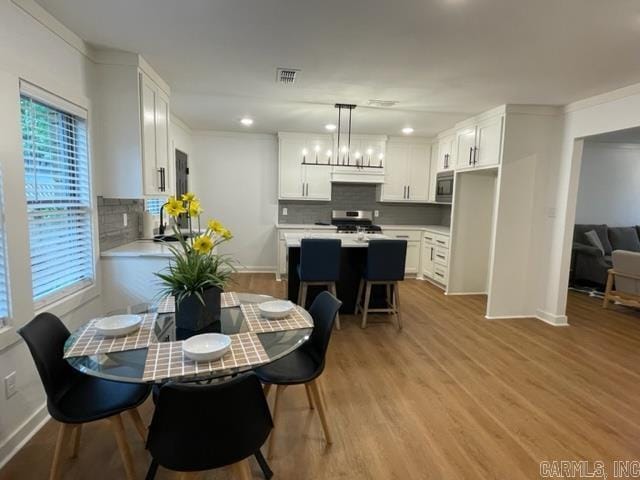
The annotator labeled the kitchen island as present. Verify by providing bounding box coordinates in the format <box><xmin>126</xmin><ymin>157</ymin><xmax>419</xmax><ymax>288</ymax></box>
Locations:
<box><xmin>284</xmin><ymin>232</ymin><xmax>394</xmax><ymax>313</ymax></box>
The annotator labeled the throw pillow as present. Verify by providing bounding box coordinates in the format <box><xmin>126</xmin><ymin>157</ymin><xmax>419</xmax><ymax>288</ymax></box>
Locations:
<box><xmin>609</xmin><ymin>226</ymin><xmax>640</xmax><ymax>252</ymax></box>
<box><xmin>585</xmin><ymin>229</ymin><xmax>605</xmax><ymax>254</ymax></box>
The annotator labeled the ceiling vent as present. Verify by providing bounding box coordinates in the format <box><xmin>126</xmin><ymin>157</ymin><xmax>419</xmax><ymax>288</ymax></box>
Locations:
<box><xmin>276</xmin><ymin>68</ymin><xmax>300</xmax><ymax>85</ymax></box>
<box><xmin>367</xmin><ymin>99</ymin><xmax>398</xmax><ymax>108</ymax></box>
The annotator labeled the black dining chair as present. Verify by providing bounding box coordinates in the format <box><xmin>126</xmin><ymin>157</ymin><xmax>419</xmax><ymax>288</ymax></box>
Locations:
<box><xmin>355</xmin><ymin>239</ymin><xmax>407</xmax><ymax>330</ymax></box>
<box><xmin>145</xmin><ymin>373</ymin><xmax>273</xmax><ymax>480</ymax></box>
<box><xmin>18</xmin><ymin>312</ymin><xmax>151</xmax><ymax>480</ymax></box>
<box><xmin>255</xmin><ymin>291</ymin><xmax>342</xmax><ymax>458</ymax></box>
<box><xmin>298</xmin><ymin>238</ymin><xmax>342</xmax><ymax>329</ymax></box>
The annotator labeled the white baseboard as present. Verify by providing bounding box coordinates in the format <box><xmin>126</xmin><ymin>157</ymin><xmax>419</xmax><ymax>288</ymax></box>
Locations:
<box><xmin>234</xmin><ymin>266</ymin><xmax>276</xmax><ymax>273</ymax></box>
<box><xmin>0</xmin><ymin>402</ymin><xmax>49</xmax><ymax>470</ymax></box>
<box><xmin>445</xmin><ymin>291</ymin><xmax>487</xmax><ymax>296</ymax></box>
<box><xmin>485</xmin><ymin>314</ymin><xmax>536</xmax><ymax>320</ymax></box>
<box><xmin>535</xmin><ymin>309</ymin><xmax>569</xmax><ymax>326</ymax></box>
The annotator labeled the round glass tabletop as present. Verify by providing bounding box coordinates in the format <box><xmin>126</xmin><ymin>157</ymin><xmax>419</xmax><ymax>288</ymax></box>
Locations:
<box><xmin>64</xmin><ymin>293</ymin><xmax>312</xmax><ymax>384</ymax></box>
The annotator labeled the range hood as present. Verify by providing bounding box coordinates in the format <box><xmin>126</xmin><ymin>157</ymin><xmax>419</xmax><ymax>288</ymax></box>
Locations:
<box><xmin>331</xmin><ymin>167</ymin><xmax>385</xmax><ymax>184</ymax></box>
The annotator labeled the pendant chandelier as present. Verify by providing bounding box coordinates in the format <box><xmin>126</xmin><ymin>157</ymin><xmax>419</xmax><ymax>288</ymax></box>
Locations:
<box><xmin>301</xmin><ymin>103</ymin><xmax>384</xmax><ymax>169</ymax></box>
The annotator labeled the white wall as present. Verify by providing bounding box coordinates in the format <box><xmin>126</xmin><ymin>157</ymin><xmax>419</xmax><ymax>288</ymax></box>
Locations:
<box><xmin>575</xmin><ymin>142</ymin><xmax>640</xmax><ymax>226</ymax></box>
<box><xmin>0</xmin><ymin>0</ymin><xmax>104</xmax><ymax>467</ymax></box>
<box><xmin>541</xmin><ymin>83</ymin><xmax>640</xmax><ymax>323</ymax></box>
<box><xmin>191</xmin><ymin>132</ymin><xmax>278</xmax><ymax>270</ymax></box>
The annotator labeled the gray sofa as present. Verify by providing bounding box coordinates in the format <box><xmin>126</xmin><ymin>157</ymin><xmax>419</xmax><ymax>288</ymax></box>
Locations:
<box><xmin>572</xmin><ymin>224</ymin><xmax>640</xmax><ymax>288</ymax></box>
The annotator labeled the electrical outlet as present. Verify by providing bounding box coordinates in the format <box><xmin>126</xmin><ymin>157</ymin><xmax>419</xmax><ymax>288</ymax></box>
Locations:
<box><xmin>282</xmin><ymin>207</ymin><xmax>288</xmax><ymax>216</ymax></box>
<box><xmin>123</xmin><ymin>213</ymin><xmax>128</xmax><ymax>226</ymax></box>
<box><xmin>374</xmin><ymin>210</ymin><xmax>380</xmax><ymax>217</ymax></box>
<box><xmin>5</xmin><ymin>372</ymin><xmax>16</xmax><ymax>399</ymax></box>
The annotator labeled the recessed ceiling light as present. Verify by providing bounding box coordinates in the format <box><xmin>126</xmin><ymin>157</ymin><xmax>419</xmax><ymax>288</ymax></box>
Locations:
<box><xmin>325</xmin><ymin>124</ymin><xmax>336</xmax><ymax>131</ymax></box>
<box><xmin>402</xmin><ymin>127</ymin><xmax>414</xmax><ymax>135</ymax></box>
<box><xmin>240</xmin><ymin>117</ymin><xmax>254</xmax><ymax>126</ymax></box>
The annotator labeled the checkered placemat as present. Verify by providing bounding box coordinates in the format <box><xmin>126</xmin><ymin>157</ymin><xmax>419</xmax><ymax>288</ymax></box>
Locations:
<box><xmin>141</xmin><ymin>332</ymin><xmax>269</xmax><ymax>382</ymax></box>
<box><xmin>156</xmin><ymin>292</ymin><xmax>241</xmax><ymax>314</ymax></box>
<box><xmin>240</xmin><ymin>303</ymin><xmax>313</xmax><ymax>333</ymax></box>
<box><xmin>64</xmin><ymin>313</ymin><xmax>157</xmax><ymax>358</ymax></box>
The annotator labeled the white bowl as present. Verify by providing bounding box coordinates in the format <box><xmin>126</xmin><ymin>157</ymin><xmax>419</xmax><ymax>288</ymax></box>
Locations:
<box><xmin>94</xmin><ymin>314</ymin><xmax>143</xmax><ymax>337</ymax></box>
<box><xmin>259</xmin><ymin>300</ymin><xmax>295</xmax><ymax>319</ymax></box>
<box><xmin>183</xmin><ymin>333</ymin><xmax>232</xmax><ymax>362</ymax></box>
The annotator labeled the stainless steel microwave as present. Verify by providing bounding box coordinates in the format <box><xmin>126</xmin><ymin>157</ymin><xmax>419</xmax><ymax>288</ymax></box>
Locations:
<box><xmin>435</xmin><ymin>171</ymin><xmax>454</xmax><ymax>203</ymax></box>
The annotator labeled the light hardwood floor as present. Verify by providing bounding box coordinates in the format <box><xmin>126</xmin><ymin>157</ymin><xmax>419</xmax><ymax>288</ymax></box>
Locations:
<box><xmin>2</xmin><ymin>275</ymin><xmax>640</xmax><ymax>479</ymax></box>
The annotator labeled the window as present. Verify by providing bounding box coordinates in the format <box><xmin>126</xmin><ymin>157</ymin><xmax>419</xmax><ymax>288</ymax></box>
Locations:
<box><xmin>20</xmin><ymin>88</ymin><xmax>94</xmax><ymax>306</ymax></box>
<box><xmin>145</xmin><ymin>197</ymin><xmax>167</xmax><ymax>216</ymax></box>
<box><xmin>0</xmin><ymin>171</ymin><xmax>9</xmax><ymax>325</ymax></box>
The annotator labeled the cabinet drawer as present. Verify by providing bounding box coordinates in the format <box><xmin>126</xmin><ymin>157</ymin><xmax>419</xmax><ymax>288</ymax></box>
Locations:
<box><xmin>434</xmin><ymin>247</ymin><xmax>449</xmax><ymax>266</ymax></box>
<box><xmin>433</xmin><ymin>265</ymin><xmax>448</xmax><ymax>285</ymax></box>
<box><xmin>433</xmin><ymin>234</ymin><xmax>449</xmax><ymax>249</ymax></box>
<box><xmin>384</xmin><ymin>229</ymin><xmax>422</xmax><ymax>242</ymax></box>
<box><xmin>423</xmin><ymin>232</ymin><xmax>436</xmax><ymax>245</ymax></box>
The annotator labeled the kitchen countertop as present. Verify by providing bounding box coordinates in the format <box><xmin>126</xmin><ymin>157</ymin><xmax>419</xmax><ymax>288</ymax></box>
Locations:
<box><xmin>380</xmin><ymin>225</ymin><xmax>451</xmax><ymax>235</ymax></box>
<box><xmin>276</xmin><ymin>223</ymin><xmax>337</xmax><ymax>230</ymax></box>
<box><xmin>101</xmin><ymin>240</ymin><xmax>176</xmax><ymax>258</ymax></box>
<box><xmin>284</xmin><ymin>232</ymin><xmax>390</xmax><ymax>248</ymax></box>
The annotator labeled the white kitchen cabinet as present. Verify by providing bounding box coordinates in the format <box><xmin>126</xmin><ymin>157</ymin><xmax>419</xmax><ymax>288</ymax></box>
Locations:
<box><xmin>475</xmin><ymin>115</ymin><xmax>503</xmax><ymax>168</ymax></box>
<box><xmin>420</xmin><ymin>229</ymin><xmax>450</xmax><ymax>288</ymax></box>
<box><xmin>437</xmin><ymin>133</ymin><xmax>455</xmax><ymax>172</ymax></box>
<box><xmin>381</xmin><ymin>228</ymin><xmax>422</xmax><ymax>275</ymax></box>
<box><xmin>379</xmin><ymin>139</ymin><xmax>431</xmax><ymax>203</ymax></box>
<box><xmin>278</xmin><ymin>133</ymin><xmax>332</xmax><ymax>200</ymax></box>
<box><xmin>93</xmin><ymin>52</ymin><xmax>173</xmax><ymax>198</ymax></box>
<box><xmin>454</xmin><ymin>114</ymin><xmax>504</xmax><ymax>171</ymax></box>
<box><xmin>276</xmin><ymin>226</ymin><xmax>338</xmax><ymax>280</ymax></box>
<box><xmin>422</xmin><ymin>241</ymin><xmax>435</xmax><ymax>279</ymax></box>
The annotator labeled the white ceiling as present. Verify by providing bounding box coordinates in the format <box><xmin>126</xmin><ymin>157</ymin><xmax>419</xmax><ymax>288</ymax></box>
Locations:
<box><xmin>36</xmin><ymin>0</ymin><xmax>640</xmax><ymax>136</ymax></box>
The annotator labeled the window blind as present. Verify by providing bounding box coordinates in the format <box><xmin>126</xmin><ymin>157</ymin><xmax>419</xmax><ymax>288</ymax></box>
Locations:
<box><xmin>0</xmin><ymin>170</ymin><xmax>9</xmax><ymax>325</ymax></box>
<box><xmin>20</xmin><ymin>93</ymin><xmax>94</xmax><ymax>305</ymax></box>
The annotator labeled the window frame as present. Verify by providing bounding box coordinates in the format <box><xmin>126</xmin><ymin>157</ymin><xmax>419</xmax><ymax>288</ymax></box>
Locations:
<box><xmin>20</xmin><ymin>81</ymin><xmax>98</xmax><ymax>311</ymax></box>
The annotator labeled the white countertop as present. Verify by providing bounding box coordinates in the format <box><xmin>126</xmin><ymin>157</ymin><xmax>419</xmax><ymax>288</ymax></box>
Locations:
<box><xmin>101</xmin><ymin>240</ymin><xmax>176</xmax><ymax>258</ymax></box>
<box><xmin>284</xmin><ymin>232</ymin><xmax>392</xmax><ymax>248</ymax></box>
<box><xmin>380</xmin><ymin>225</ymin><xmax>451</xmax><ymax>235</ymax></box>
<box><xmin>276</xmin><ymin>223</ymin><xmax>337</xmax><ymax>230</ymax></box>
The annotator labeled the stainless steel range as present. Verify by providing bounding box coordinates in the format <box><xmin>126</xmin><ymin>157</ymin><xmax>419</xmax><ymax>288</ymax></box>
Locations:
<box><xmin>331</xmin><ymin>210</ymin><xmax>382</xmax><ymax>234</ymax></box>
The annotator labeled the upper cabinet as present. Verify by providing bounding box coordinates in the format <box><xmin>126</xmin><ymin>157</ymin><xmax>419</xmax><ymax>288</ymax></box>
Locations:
<box><xmin>436</xmin><ymin>131</ymin><xmax>455</xmax><ymax>172</ymax></box>
<box><xmin>379</xmin><ymin>139</ymin><xmax>432</xmax><ymax>203</ymax></box>
<box><xmin>454</xmin><ymin>113</ymin><xmax>504</xmax><ymax>171</ymax></box>
<box><xmin>93</xmin><ymin>52</ymin><xmax>173</xmax><ymax>198</ymax></box>
<box><xmin>278</xmin><ymin>133</ymin><xmax>332</xmax><ymax>201</ymax></box>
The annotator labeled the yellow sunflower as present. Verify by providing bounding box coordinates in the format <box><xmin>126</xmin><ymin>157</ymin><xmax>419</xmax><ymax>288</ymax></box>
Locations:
<box><xmin>192</xmin><ymin>235</ymin><xmax>213</xmax><ymax>254</ymax></box>
<box><xmin>207</xmin><ymin>219</ymin><xmax>224</xmax><ymax>234</ymax></box>
<box><xmin>181</xmin><ymin>192</ymin><xmax>197</xmax><ymax>202</ymax></box>
<box><xmin>188</xmin><ymin>200</ymin><xmax>203</xmax><ymax>217</ymax></box>
<box><xmin>221</xmin><ymin>228</ymin><xmax>232</xmax><ymax>240</ymax></box>
<box><xmin>165</xmin><ymin>196</ymin><xmax>186</xmax><ymax>217</ymax></box>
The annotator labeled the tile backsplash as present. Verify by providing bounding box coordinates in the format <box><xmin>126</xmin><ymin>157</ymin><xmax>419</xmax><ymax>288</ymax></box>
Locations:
<box><xmin>97</xmin><ymin>197</ymin><xmax>143</xmax><ymax>251</ymax></box>
<box><xmin>278</xmin><ymin>184</ymin><xmax>451</xmax><ymax>226</ymax></box>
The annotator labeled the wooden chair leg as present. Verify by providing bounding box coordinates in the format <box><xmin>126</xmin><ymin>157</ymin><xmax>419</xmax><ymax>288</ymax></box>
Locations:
<box><xmin>354</xmin><ymin>279</ymin><xmax>364</xmax><ymax>314</ymax></box>
<box><xmin>361</xmin><ymin>282</ymin><xmax>372</xmax><ymax>329</ymax></box>
<box><xmin>263</xmin><ymin>383</ymin><xmax>272</xmax><ymax>399</ymax></box>
<box><xmin>230</xmin><ymin>459</ymin><xmax>252</xmax><ymax>480</ymax></box>
<box><xmin>267</xmin><ymin>385</ymin><xmax>286</xmax><ymax>458</ymax></box>
<box><xmin>328</xmin><ymin>283</ymin><xmax>341</xmax><ymax>329</ymax></box>
<box><xmin>603</xmin><ymin>270</ymin><xmax>614</xmax><ymax>308</ymax></box>
<box><xmin>128</xmin><ymin>407</ymin><xmax>148</xmax><ymax>443</ymax></box>
<box><xmin>394</xmin><ymin>281</ymin><xmax>402</xmax><ymax>331</ymax></box>
<box><xmin>386</xmin><ymin>284</ymin><xmax>392</xmax><ymax>308</ymax></box>
<box><xmin>304</xmin><ymin>383</ymin><xmax>315</xmax><ymax>410</ymax></box>
<box><xmin>299</xmin><ymin>283</ymin><xmax>308</xmax><ymax>309</ymax></box>
<box><xmin>70</xmin><ymin>424</ymin><xmax>82</xmax><ymax>459</ymax></box>
<box><xmin>308</xmin><ymin>380</ymin><xmax>332</xmax><ymax>444</ymax></box>
<box><xmin>50</xmin><ymin>422</ymin><xmax>73</xmax><ymax>480</ymax></box>
<box><xmin>178</xmin><ymin>472</ymin><xmax>200</xmax><ymax>480</ymax></box>
<box><xmin>108</xmin><ymin>414</ymin><xmax>137</xmax><ymax>480</ymax></box>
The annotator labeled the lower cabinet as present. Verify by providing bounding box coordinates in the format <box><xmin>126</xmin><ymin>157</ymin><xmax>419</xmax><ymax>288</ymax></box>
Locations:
<box><xmin>421</xmin><ymin>230</ymin><xmax>450</xmax><ymax>288</ymax></box>
<box><xmin>381</xmin><ymin>228</ymin><xmax>422</xmax><ymax>275</ymax></box>
<box><xmin>276</xmin><ymin>227</ymin><xmax>338</xmax><ymax>280</ymax></box>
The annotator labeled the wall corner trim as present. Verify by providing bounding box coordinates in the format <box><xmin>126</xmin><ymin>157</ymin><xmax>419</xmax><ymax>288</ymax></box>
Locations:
<box><xmin>535</xmin><ymin>309</ymin><xmax>570</xmax><ymax>327</ymax></box>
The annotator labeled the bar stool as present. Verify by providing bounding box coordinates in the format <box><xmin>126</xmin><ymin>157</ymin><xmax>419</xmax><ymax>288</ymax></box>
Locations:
<box><xmin>355</xmin><ymin>239</ymin><xmax>407</xmax><ymax>330</ymax></box>
<box><xmin>298</xmin><ymin>238</ymin><xmax>342</xmax><ymax>329</ymax></box>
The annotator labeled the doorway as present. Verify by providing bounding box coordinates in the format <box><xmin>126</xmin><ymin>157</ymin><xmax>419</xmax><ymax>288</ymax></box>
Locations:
<box><xmin>175</xmin><ymin>149</ymin><xmax>189</xmax><ymax>227</ymax></box>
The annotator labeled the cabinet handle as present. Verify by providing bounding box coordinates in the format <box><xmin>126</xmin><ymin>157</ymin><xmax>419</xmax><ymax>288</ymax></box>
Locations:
<box><xmin>425</xmin><ymin>236</ymin><xmax>433</xmax><ymax>242</ymax></box>
<box><xmin>469</xmin><ymin>147</ymin><xmax>473</xmax><ymax>165</ymax></box>
<box><xmin>436</xmin><ymin>254</ymin><xmax>446</xmax><ymax>259</ymax></box>
<box><xmin>407</xmin><ymin>185</ymin><xmax>410</xmax><ymax>199</ymax></box>
<box><xmin>473</xmin><ymin>146</ymin><xmax>478</xmax><ymax>165</ymax></box>
<box><xmin>403</xmin><ymin>186</ymin><xmax>406</xmax><ymax>199</ymax></box>
<box><xmin>436</xmin><ymin>240</ymin><xmax>446</xmax><ymax>244</ymax></box>
<box><xmin>305</xmin><ymin>183</ymin><xmax>309</xmax><ymax>196</ymax></box>
<box><xmin>430</xmin><ymin>248</ymin><xmax>433</xmax><ymax>261</ymax></box>
<box><xmin>396</xmin><ymin>235</ymin><xmax>410</xmax><ymax>238</ymax></box>
<box><xmin>435</xmin><ymin>271</ymin><xmax>444</xmax><ymax>278</ymax></box>
<box><xmin>444</xmin><ymin>153</ymin><xmax>449</xmax><ymax>169</ymax></box>
<box><xmin>158</xmin><ymin>167</ymin><xmax>165</xmax><ymax>192</ymax></box>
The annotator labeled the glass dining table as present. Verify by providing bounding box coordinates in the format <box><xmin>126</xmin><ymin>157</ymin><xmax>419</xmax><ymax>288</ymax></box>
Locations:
<box><xmin>64</xmin><ymin>293</ymin><xmax>313</xmax><ymax>384</ymax></box>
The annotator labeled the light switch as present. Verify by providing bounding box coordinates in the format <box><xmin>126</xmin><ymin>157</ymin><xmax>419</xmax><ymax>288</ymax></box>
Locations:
<box><xmin>374</xmin><ymin>210</ymin><xmax>379</xmax><ymax>217</ymax></box>
<box><xmin>123</xmin><ymin>213</ymin><xmax>128</xmax><ymax>226</ymax></box>
<box><xmin>282</xmin><ymin>208</ymin><xmax>288</xmax><ymax>216</ymax></box>
<box><xmin>5</xmin><ymin>372</ymin><xmax>16</xmax><ymax>399</ymax></box>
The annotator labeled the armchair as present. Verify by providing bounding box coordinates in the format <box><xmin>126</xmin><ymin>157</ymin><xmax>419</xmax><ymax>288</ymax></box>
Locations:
<box><xmin>603</xmin><ymin>250</ymin><xmax>640</xmax><ymax>309</ymax></box>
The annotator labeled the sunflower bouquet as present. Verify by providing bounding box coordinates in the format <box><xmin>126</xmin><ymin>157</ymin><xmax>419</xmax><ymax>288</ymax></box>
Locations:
<box><xmin>155</xmin><ymin>193</ymin><xmax>235</xmax><ymax>310</ymax></box>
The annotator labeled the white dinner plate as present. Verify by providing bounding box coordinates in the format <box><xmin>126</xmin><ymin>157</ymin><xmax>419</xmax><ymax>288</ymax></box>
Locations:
<box><xmin>183</xmin><ymin>333</ymin><xmax>232</xmax><ymax>362</ymax></box>
<box><xmin>259</xmin><ymin>300</ymin><xmax>295</xmax><ymax>319</ymax></box>
<box><xmin>94</xmin><ymin>314</ymin><xmax>143</xmax><ymax>337</ymax></box>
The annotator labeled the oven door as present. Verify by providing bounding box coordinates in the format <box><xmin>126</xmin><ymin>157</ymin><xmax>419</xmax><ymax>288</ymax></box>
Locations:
<box><xmin>435</xmin><ymin>173</ymin><xmax>454</xmax><ymax>203</ymax></box>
